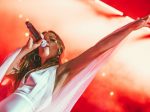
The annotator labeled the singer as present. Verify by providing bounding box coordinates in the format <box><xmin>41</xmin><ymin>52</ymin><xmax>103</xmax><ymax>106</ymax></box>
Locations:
<box><xmin>0</xmin><ymin>15</ymin><xmax>149</xmax><ymax>112</ymax></box>
<box><xmin>0</xmin><ymin>0</ymin><xmax>150</xmax><ymax>112</ymax></box>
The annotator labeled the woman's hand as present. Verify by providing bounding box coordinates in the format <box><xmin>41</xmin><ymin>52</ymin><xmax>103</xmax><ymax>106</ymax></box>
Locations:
<box><xmin>134</xmin><ymin>14</ymin><xmax>150</xmax><ymax>30</ymax></box>
<box><xmin>22</xmin><ymin>34</ymin><xmax>42</xmax><ymax>55</ymax></box>
<box><xmin>5</xmin><ymin>34</ymin><xmax>42</xmax><ymax>75</ymax></box>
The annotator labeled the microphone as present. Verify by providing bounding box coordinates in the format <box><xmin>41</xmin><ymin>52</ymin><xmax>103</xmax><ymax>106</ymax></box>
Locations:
<box><xmin>25</xmin><ymin>21</ymin><xmax>42</xmax><ymax>41</ymax></box>
<box><xmin>25</xmin><ymin>21</ymin><xmax>47</xmax><ymax>47</ymax></box>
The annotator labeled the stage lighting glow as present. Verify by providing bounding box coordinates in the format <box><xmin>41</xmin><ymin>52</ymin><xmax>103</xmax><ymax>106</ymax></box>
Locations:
<box><xmin>109</xmin><ymin>91</ymin><xmax>114</xmax><ymax>96</ymax></box>
<box><xmin>64</xmin><ymin>59</ymin><xmax>68</xmax><ymax>62</ymax></box>
<box><xmin>26</xmin><ymin>18</ymin><xmax>29</xmax><ymax>21</ymax></box>
<box><xmin>25</xmin><ymin>32</ymin><xmax>29</xmax><ymax>37</ymax></box>
<box><xmin>1</xmin><ymin>79</ymin><xmax>10</xmax><ymax>86</ymax></box>
<box><xmin>0</xmin><ymin>0</ymin><xmax>150</xmax><ymax>112</ymax></box>
<box><xmin>102</xmin><ymin>72</ymin><xmax>106</xmax><ymax>77</ymax></box>
<box><xmin>18</xmin><ymin>14</ymin><xmax>23</xmax><ymax>19</ymax></box>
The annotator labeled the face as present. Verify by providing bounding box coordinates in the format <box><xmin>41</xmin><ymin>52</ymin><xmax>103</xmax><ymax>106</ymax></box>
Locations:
<box><xmin>38</xmin><ymin>32</ymin><xmax>59</xmax><ymax>61</ymax></box>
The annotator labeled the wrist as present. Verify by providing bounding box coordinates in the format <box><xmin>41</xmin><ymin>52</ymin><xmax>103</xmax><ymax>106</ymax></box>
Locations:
<box><xmin>19</xmin><ymin>47</ymin><xmax>29</xmax><ymax>57</ymax></box>
<box><xmin>132</xmin><ymin>18</ymin><xmax>146</xmax><ymax>30</ymax></box>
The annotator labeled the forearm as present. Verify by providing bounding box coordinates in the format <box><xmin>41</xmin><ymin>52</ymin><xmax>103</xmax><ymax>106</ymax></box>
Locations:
<box><xmin>94</xmin><ymin>18</ymin><xmax>144</xmax><ymax>55</ymax></box>
<box><xmin>4</xmin><ymin>35</ymin><xmax>42</xmax><ymax>75</ymax></box>
<box><xmin>5</xmin><ymin>49</ymin><xmax>27</xmax><ymax>75</ymax></box>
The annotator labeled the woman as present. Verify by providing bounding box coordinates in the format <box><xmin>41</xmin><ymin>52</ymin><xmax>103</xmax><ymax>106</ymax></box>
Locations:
<box><xmin>0</xmin><ymin>14</ymin><xmax>150</xmax><ymax>112</ymax></box>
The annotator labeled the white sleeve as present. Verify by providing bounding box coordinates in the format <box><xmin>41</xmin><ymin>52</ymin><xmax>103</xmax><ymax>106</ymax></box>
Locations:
<box><xmin>0</xmin><ymin>48</ymin><xmax>22</xmax><ymax>82</ymax></box>
<box><xmin>42</xmin><ymin>47</ymin><xmax>116</xmax><ymax>112</ymax></box>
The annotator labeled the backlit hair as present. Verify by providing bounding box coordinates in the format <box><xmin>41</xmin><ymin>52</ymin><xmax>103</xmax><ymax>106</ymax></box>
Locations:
<box><xmin>13</xmin><ymin>31</ymin><xmax>65</xmax><ymax>87</ymax></box>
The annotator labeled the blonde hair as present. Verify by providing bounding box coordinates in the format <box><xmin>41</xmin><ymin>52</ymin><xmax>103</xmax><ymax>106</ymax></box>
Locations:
<box><xmin>14</xmin><ymin>31</ymin><xmax>65</xmax><ymax>85</ymax></box>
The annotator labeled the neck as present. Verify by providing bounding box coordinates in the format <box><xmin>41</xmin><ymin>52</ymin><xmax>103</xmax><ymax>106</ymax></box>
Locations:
<box><xmin>41</xmin><ymin>56</ymin><xmax>60</xmax><ymax>66</ymax></box>
<box><xmin>40</xmin><ymin>54</ymin><xmax>54</xmax><ymax>65</ymax></box>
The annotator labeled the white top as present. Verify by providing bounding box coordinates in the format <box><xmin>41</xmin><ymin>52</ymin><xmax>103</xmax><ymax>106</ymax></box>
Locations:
<box><xmin>0</xmin><ymin>47</ymin><xmax>115</xmax><ymax>112</ymax></box>
<box><xmin>15</xmin><ymin>65</ymin><xmax>58</xmax><ymax>112</ymax></box>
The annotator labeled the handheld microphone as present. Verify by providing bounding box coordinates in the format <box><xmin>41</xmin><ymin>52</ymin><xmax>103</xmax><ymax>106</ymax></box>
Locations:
<box><xmin>25</xmin><ymin>21</ymin><xmax>47</xmax><ymax>47</ymax></box>
<box><xmin>25</xmin><ymin>21</ymin><xmax>42</xmax><ymax>41</ymax></box>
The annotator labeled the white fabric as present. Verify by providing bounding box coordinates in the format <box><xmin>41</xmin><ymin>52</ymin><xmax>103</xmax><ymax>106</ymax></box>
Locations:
<box><xmin>0</xmin><ymin>48</ymin><xmax>22</xmax><ymax>82</ymax></box>
<box><xmin>0</xmin><ymin>65</ymin><xmax>58</xmax><ymax>112</ymax></box>
<box><xmin>0</xmin><ymin>47</ymin><xmax>116</xmax><ymax>112</ymax></box>
<box><xmin>46</xmin><ymin>47</ymin><xmax>116</xmax><ymax>112</ymax></box>
<box><xmin>0</xmin><ymin>93</ymin><xmax>34</xmax><ymax>112</ymax></box>
<box><xmin>17</xmin><ymin>65</ymin><xmax>58</xmax><ymax>111</ymax></box>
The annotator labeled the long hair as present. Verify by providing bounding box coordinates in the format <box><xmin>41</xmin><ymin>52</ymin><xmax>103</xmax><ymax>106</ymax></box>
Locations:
<box><xmin>14</xmin><ymin>31</ymin><xmax>65</xmax><ymax>87</ymax></box>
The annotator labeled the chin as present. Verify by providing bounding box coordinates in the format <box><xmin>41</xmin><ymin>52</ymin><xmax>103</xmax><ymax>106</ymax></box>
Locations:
<box><xmin>44</xmin><ymin>53</ymin><xmax>50</xmax><ymax>58</ymax></box>
<box><xmin>43</xmin><ymin>49</ymin><xmax>50</xmax><ymax>57</ymax></box>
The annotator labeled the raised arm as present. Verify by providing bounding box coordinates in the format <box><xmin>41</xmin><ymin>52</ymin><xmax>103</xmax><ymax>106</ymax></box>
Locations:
<box><xmin>5</xmin><ymin>37</ymin><xmax>42</xmax><ymax>75</ymax></box>
<box><xmin>58</xmin><ymin>15</ymin><xmax>150</xmax><ymax>77</ymax></box>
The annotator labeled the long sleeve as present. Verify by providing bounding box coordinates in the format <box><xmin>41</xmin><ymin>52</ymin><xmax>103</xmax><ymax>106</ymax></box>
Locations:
<box><xmin>0</xmin><ymin>48</ymin><xmax>22</xmax><ymax>82</ymax></box>
<box><xmin>42</xmin><ymin>47</ymin><xmax>116</xmax><ymax>112</ymax></box>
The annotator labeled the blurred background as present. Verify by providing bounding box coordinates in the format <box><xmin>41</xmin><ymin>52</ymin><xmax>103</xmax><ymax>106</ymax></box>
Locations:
<box><xmin>0</xmin><ymin>0</ymin><xmax>150</xmax><ymax>112</ymax></box>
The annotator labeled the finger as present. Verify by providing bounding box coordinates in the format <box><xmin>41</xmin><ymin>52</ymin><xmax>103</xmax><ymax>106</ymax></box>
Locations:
<box><xmin>29</xmin><ymin>32</ymin><xmax>34</xmax><ymax>39</ymax></box>
<box><xmin>29</xmin><ymin>31</ymin><xmax>42</xmax><ymax>42</ymax></box>
<box><xmin>32</xmin><ymin>39</ymin><xmax>42</xmax><ymax>49</ymax></box>
<box><xmin>143</xmin><ymin>15</ymin><xmax>150</xmax><ymax>27</ymax></box>
<box><xmin>27</xmin><ymin>36</ymin><xmax>33</xmax><ymax>49</ymax></box>
<box><xmin>145</xmin><ymin>23</ymin><xmax>150</xmax><ymax>27</ymax></box>
<box><xmin>40</xmin><ymin>33</ymin><xmax>45</xmax><ymax>39</ymax></box>
<box><xmin>141</xmin><ymin>15</ymin><xmax>150</xmax><ymax>22</ymax></box>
